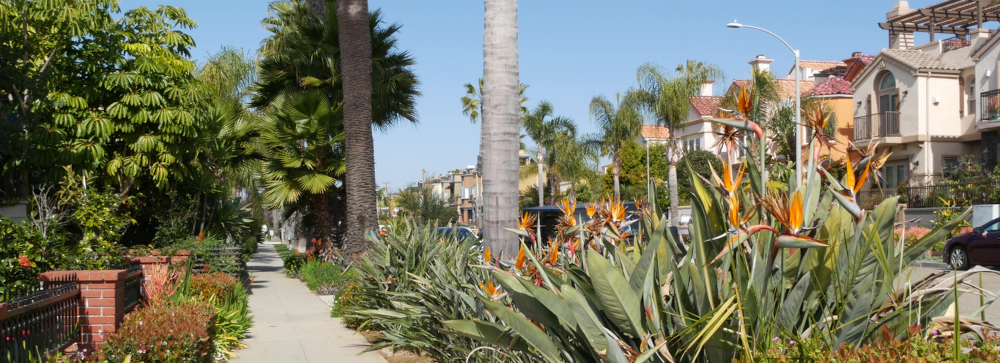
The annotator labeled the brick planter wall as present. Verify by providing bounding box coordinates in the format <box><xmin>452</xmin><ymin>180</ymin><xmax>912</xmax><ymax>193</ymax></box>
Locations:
<box><xmin>39</xmin><ymin>270</ymin><xmax>128</xmax><ymax>353</ymax></box>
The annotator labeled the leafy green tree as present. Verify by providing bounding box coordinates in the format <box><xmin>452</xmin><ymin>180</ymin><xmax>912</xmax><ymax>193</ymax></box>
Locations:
<box><xmin>600</xmin><ymin>141</ymin><xmax>668</xmax><ymax>207</ymax></box>
<box><xmin>589</xmin><ymin>93</ymin><xmax>643</xmax><ymax>199</ymax></box>
<box><xmin>0</xmin><ymin>2</ymin><xmax>205</xmax><ymax>196</ymax></box>
<box><xmin>676</xmin><ymin>150</ymin><xmax>724</xmax><ymax>205</ymax></box>
<box><xmin>550</xmin><ymin>134</ymin><xmax>599</xmax><ymax>204</ymax></box>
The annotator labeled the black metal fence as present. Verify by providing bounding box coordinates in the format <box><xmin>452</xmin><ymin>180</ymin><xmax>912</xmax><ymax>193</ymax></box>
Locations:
<box><xmin>857</xmin><ymin>179</ymin><xmax>1000</xmax><ymax>209</ymax></box>
<box><xmin>1</xmin><ymin>275</ymin><xmax>80</xmax><ymax>363</ymax></box>
<box><xmin>192</xmin><ymin>247</ymin><xmax>247</xmax><ymax>280</ymax></box>
<box><xmin>123</xmin><ymin>263</ymin><xmax>142</xmax><ymax>314</ymax></box>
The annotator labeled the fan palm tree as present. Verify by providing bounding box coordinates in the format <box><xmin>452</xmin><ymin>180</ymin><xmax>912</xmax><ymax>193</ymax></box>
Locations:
<box><xmin>589</xmin><ymin>93</ymin><xmax>642</xmax><ymax>200</ymax></box>
<box><xmin>260</xmin><ymin>92</ymin><xmax>345</xmax><ymax>245</ymax></box>
<box><xmin>481</xmin><ymin>0</ymin><xmax>521</xmax><ymax>257</ymax></box>
<box><xmin>255</xmin><ymin>0</ymin><xmax>419</xmax><ymax>254</ymax></box>
<box><xmin>520</xmin><ymin>101</ymin><xmax>576</xmax><ymax>207</ymax></box>
<box><xmin>194</xmin><ymin>48</ymin><xmax>267</xmax><ymax>234</ymax></box>
<box><xmin>635</xmin><ymin>61</ymin><xmax>723</xmax><ymax>226</ymax></box>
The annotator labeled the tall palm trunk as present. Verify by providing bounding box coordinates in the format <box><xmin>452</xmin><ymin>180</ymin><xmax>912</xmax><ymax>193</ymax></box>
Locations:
<box><xmin>667</xmin><ymin>138</ymin><xmax>679</xmax><ymax>227</ymax></box>
<box><xmin>482</xmin><ymin>0</ymin><xmax>520</xmax><ymax>258</ymax></box>
<box><xmin>536</xmin><ymin>148</ymin><xmax>544</xmax><ymax>206</ymax></box>
<box><xmin>612</xmin><ymin>151</ymin><xmax>622</xmax><ymax>199</ymax></box>
<box><xmin>338</xmin><ymin>0</ymin><xmax>376</xmax><ymax>261</ymax></box>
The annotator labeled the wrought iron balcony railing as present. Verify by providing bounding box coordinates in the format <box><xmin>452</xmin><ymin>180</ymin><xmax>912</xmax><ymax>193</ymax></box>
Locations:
<box><xmin>853</xmin><ymin>111</ymin><xmax>900</xmax><ymax>140</ymax></box>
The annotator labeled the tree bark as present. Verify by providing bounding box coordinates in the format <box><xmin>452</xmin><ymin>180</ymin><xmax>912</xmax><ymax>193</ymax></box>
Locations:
<box><xmin>536</xmin><ymin>148</ymin><xmax>544</xmax><ymax>206</ymax></box>
<box><xmin>667</xmin><ymin>140</ymin><xmax>679</xmax><ymax>227</ymax></box>
<box><xmin>337</xmin><ymin>0</ymin><xmax>376</xmax><ymax>262</ymax></box>
<box><xmin>482</xmin><ymin>0</ymin><xmax>520</xmax><ymax>258</ymax></box>
<box><xmin>612</xmin><ymin>151</ymin><xmax>621</xmax><ymax>200</ymax></box>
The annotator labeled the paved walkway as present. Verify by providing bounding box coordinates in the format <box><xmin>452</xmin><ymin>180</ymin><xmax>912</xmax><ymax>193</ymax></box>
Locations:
<box><xmin>233</xmin><ymin>243</ymin><xmax>386</xmax><ymax>363</ymax></box>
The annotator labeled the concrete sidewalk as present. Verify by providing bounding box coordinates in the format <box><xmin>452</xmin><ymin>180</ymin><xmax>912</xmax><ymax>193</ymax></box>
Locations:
<box><xmin>233</xmin><ymin>243</ymin><xmax>386</xmax><ymax>363</ymax></box>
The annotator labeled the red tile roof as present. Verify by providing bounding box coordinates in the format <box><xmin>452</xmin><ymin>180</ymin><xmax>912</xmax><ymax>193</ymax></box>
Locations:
<box><xmin>788</xmin><ymin>60</ymin><xmax>846</xmax><ymax>76</ymax></box>
<box><xmin>726</xmin><ymin>79</ymin><xmax>816</xmax><ymax>99</ymax></box>
<box><xmin>806</xmin><ymin>76</ymin><xmax>852</xmax><ymax>96</ymax></box>
<box><xmin>689</xmin><ymin>96</ymin><xmax>722</xmax><ymax>117</ymax></box>
<box><xmin>640</xmin><ymin>124</ymin><xmax>670</xmax><ymax>139</ymax></box>
<box><xmin>776</xmin><ymin>79</ymin><xmax>816</xmax><ymax>99</ymax></box>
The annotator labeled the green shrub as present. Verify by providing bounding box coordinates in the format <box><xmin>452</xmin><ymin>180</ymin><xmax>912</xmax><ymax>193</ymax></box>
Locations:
<box><xmin>299</xmin><ymin>259</ymin><xmax>350</xmax><ymax>292</ymax></box>
<box><xmin>100</xmin><ymin>300</ymin><xmax>216</xmax><ymax>363</ymax></box>
<box><xmin>210</xmin><ymin>282</ymin><xmax>252</xmax><ymax>361</ymax></box>
<box><xmin>274</xmin><ymin>244</ymin><xmax>304</xmax><ymax>277</ymax></box>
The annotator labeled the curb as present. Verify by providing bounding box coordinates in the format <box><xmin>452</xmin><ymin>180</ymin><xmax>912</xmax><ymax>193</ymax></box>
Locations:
<box><xmin>913</xmin><ymin>260</ymin><xmax>949</xmax><ymax>269</ymax></box>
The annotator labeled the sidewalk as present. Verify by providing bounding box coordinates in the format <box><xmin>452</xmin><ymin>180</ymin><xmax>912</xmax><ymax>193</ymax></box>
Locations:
<box><xmin>233</xmin><ymin>242</ymin><xmax>386</xmax><ymax>363</ymax></box>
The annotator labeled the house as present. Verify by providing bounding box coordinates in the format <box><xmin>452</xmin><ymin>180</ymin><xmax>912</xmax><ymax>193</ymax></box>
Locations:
<box><xmin>665</xmin><ymin>80</ymin><xmax>723</xmax><ymax>158</ymax></box>
<box><xmin>805</xmin><ymin>72</ymin><xmax>857</xmax><ymax>163</ymax></box>
<box><xmin>851</xmin><ymin>0</ymin><xmax>1000</xmax><ymax>190</ymax></box>
<box><xmin>418</xmin><ymin>166</ymin><xmax>481</xmax><ymax>225</ymax></box>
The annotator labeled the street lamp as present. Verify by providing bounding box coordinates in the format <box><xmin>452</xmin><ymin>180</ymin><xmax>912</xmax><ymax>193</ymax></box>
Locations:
<box><xmin>727</xmin><ymin>20</ymin><xmax>802</xmax><ymax>193</ymax></box>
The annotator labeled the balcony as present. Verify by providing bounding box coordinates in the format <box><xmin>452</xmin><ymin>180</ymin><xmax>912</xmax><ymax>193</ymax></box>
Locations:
<box><xmin>853</xmin><ymin>111</ymin><xmax>900</xmax><ymax>140</ymax></box>
<box><xmin>981</xmin><ymin>89</ymin><xmax>1000</xmax><ymax>123</ymax></box>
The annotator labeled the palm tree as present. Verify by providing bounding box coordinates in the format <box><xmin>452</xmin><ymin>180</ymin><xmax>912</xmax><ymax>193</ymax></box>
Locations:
<box><xmin>636</xmin><ymin>61</ymin><xmax>723</xmax><ymax>226</ymax></box>
<box><xmin>194</xmin><ymin>48</ymin><xmax>267</xmax><ymax>237</ymax></box>
<box><xmin>481</xmin><ymin>0</ymin><xmax>521</xmax><ymax>257</ymax></box>
<box><xmin>462</xmin><ymin>78</ymin><xmax>528</xmax><ymax>176</ymax></box>
<box><xmin>260</xmin><ymin>92</ymin><xmax>345</xmax><ymax>247</ymax></box>
<box><xmin>337</xmin><ymin>0</ymin><xmax>375</xmax><ymax>261</ymax></box>
<box><xmin>550</xmin><ymin>134</ymin><xmax>599</xmax><ymax>203</ymax></box>
<box><xmin>589</xmin><ymin>93</ymin><xmax>642</xmax><ymax>199</ymax></box>
<box><xmin>520</xmin><ymin>101</ymin><xmax>576</xmax><ymax>207</ymax></box>
<box><xmin>255</xmin><ymin>0</ymin><xmax>419</xmax><ymax>254</ymax></box>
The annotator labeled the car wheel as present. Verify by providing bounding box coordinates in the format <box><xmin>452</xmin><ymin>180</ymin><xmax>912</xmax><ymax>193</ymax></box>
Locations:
<box><xmin>949</xmin><ymin>246</ymin><xmax>969</xmax><ymax>270</ymax></box>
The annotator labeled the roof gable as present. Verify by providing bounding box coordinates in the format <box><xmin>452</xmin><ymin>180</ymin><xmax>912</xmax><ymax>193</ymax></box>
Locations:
<box><xmin>850</xmin><ymin>49</ymin><xmax>960</xmax><ymax>89</ymax></box>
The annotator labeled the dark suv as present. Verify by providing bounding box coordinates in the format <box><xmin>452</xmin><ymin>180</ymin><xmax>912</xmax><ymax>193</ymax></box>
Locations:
<box><xmin>943</xmin><ymin>216</ymin><xmax>1000</xmax><ymax>270</ymax></box>
<box><xmin>436</xmin><ymin>227</ymin><xmax>478</xmax><ymax>243</ymax></box>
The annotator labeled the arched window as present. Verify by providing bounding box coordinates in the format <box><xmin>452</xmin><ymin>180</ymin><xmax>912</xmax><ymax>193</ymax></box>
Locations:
<box><xmin>879</xmin><ymin>72</ymin><xmax>896</xmax><ymax>90</ymax></box>
<box><xmin>876</xmin><ymin>71</ymin><xmax>899</xmax><ymax>136</ymax></box>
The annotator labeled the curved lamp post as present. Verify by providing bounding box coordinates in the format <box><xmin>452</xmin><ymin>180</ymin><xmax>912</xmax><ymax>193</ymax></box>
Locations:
<box><xmin>727</xmin><ymin>20</ymin><xmax>802</xmax><ymax>193</ymax></box>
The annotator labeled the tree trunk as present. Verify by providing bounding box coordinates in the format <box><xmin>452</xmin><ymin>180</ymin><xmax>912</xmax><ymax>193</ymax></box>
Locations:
<box><xmin>337</xmin><ymin>0</ymin><xmax>376</xmax><ymax>262</ymax></box>
<box><xmin>482</xmin><ymin>0</ymin><xmax>520</xmax><ymax>258</ymax></box>
<box><xmin>667</xmin><ymin>140</ymin><xmax>679</xmax><ymax>227</ymax></box>
<box><xmin>536</xmin><ymin>148</ymin><xmax>544</xmax><ymax>206</ymax></box>
<box><xmin>612</xmin><ymin>151</ymin><xmax>621</xmax><ymax>200</ymax></box>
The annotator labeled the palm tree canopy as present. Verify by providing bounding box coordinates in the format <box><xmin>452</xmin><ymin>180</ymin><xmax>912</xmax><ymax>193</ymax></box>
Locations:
<box><xmin>260</xmin><ymin>91</ymin><xmax>345</xmax><ymax>208</ymax></box>
<box><xmin>253</xmin><ymin>1</ymin><xmax>419</xmax><ymax>132</ymax></box>
<box><xmin>635</xmin><ymin>61</ymin><xmax>724</xmax><ymax>130</ymax></box>
<box><xmin>588</xmin><ymin>94</ymin><xmax>643</xmax><ymax>157</ymax></box>
<box><xmin>461</xmin><ymin>78</ymin><xmax>530</xmax><ymax>124</ymax></box>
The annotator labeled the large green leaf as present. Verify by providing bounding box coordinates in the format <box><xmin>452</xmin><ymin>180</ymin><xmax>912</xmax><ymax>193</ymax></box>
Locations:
<box><xmin>492</xmin><ymin>272</ymin><xmax>560</xmax><ymax>329</ymax></box>
<box><xmin>481</xmin><ymin>299</ymin><xmax>562</xmax><ymax>363</ymax></box>
<box><xmin>777</xmin><ymin>272</ymin><xmax>811</xmax><ymax>332</ymax></box>
<box><xmin>586</xmin><ymin>251</ymin><xmax>645</xmax><ymax>338</ymax></box>
<box><xmin>560</xmin><ymin>285</ymin><xmax>609</xmax><ymax>353</ymax></box>
<box><xmin>441</xmin><ymin>320</ymin><xmax>530</xmax><ymax>352</ymax></box>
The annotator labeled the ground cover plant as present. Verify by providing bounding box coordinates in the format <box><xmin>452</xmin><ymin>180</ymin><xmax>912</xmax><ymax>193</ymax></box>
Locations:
<box><xmin>100</xmin><ymin>299</ymin><xmax>217</xmax><ymax>363</ymax></box>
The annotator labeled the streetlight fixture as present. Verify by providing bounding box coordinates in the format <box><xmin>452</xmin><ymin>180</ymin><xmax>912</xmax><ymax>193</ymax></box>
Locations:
<box><xmin>727</xmin><ymin>20</ymin><xmax>802</xmax><ymax>193</ymax></box>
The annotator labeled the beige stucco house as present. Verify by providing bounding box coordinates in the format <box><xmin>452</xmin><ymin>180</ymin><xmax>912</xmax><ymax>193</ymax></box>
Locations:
<box><xmin>851</xmin><ymin>0</ymin><xmax>1000</xmax><ymax>189</ymax></box>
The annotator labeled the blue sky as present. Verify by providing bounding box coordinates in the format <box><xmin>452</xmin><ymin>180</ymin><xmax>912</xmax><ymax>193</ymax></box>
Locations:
<box><xmin>132</xmin><ymin>0</ymin><xmax>950</xmax><ymax>191</ymax></box>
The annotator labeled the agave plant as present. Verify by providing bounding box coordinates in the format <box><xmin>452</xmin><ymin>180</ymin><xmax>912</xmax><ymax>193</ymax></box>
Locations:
<box><xmin>438</xmin><ymin>106</ymin><xmax>995</xmax><ymax>363</ymax></box>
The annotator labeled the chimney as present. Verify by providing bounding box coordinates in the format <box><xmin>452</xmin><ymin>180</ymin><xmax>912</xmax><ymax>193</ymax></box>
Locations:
<box><xmin>888</xmin><ymin>2</ymin><xmax>915</xmax><ymax>49</ymax></box>
<box><xmin>700</xmin><ymin>80</ymin><xmax>714</xmax><ymax>96</ymax></box>
<box><xmin>749</xmin><ymin>54</ymin><xmax>774</xmax><ymax>73</ymax></box>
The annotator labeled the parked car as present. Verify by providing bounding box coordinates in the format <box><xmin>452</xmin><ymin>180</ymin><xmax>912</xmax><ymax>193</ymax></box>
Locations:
<box><xmin>943</xmin><ymin>216</ymin><xmax>1000</xmax><ymax>270</ymax></box>
<box><xmin>436</xmin><ymin>227</ymin><xmax>478</xmax><ymax>243</ymax></box>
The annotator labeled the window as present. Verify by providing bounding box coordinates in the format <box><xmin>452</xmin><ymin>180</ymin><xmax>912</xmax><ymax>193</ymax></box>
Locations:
<box><xmin>877</xmin><ymin>72</ymin><xmax>899</xmax><ymax>114</ymax></box>
<box><xmin>882</xmin><ymin>162</ymin><xmax>909</xmax><ymax>191</ymax></box>
<box><xmin>982</xmin><ymin>220</ymin><xmax>1000</xmax><ymax>233</ymax></box>
<box><xmin>685</xmin><ymin>138</ymin><xmax>700</xmax><ymax>152</ymax></box>
<box><xmin>879</xmin><ymin>73</ymin><xmax>896</xmax><ymax>90</ymax></box>
<box><xmin>968</xmin><ymin>77</ymin><xmax>976</xmax><ymax>116</ymax></box>
<box><xmin>942</xmin><ymin>157</ymin><xmax>960</xmax><ymax>179</ymax></box>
